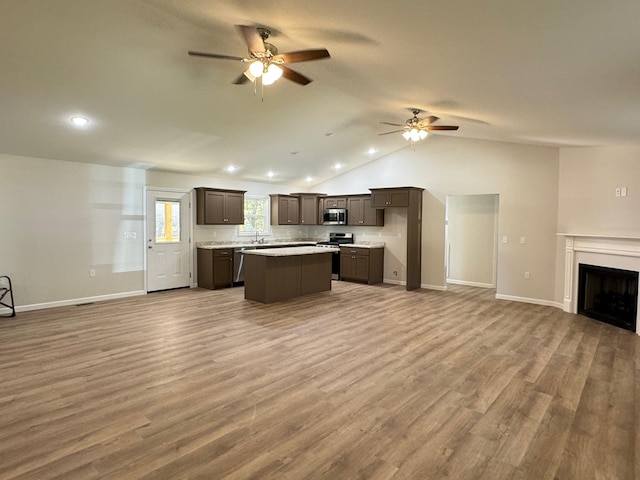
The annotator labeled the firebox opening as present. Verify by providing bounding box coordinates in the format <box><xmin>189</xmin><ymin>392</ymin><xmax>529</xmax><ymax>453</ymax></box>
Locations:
<box><xmin>578</xmin><ymin>263</ymin><xmax>638</xmax><ymax>332</ymax></box>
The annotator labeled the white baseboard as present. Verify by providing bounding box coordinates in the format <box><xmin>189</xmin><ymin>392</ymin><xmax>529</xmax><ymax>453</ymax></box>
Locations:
<box><xmin>446</xmin><ymin>279</ymin><xmax>495</xmax><ymax>289</ymax></box>
<box><xmin>421</xmin><ymin>283</ymin><xmax>448</xmax><ymax>291</ymax></box>
<box><xmin>495</xmin><ymin>293</ymin><xmax>564</xmax><ymax>309</ymax></box>
<box><xmin>13</xmin><ymin>290</ymin><xmax>147</xmax><ymax>313</ymax></box>
<box><xmin>383</xmin><ymin>279</ymin><xmax>447</xmax><ymax>291</ymax></box>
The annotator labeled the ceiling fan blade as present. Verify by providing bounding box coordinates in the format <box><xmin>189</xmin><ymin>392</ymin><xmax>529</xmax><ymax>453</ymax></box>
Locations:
<box><xmin>426</xmin><ymin>125</ymin><xmax>459</xmax><ymax>131</ymax></box>
<box><xmin>380</xmin><ymin>121</ymin><xmax>405</xmax><ymax>127</ymax></box>
<box><xmin>232</xmin><ymin>70</ymin><xmax>252</xmax><ymax>85</ymax></box>
<box><xmin>236</xmin><ymin>25</ymin><xmax>265</xmax><ymax>54</ymax></box>
<box><xmin>280</xmin><ymin>65</ymin><xmax>312</xmax><ymax>85</ymax></box>
<box><xmin>379</xmin><ymin>130</ymin><xmax>404</xmax><ymax>135</ymax></box>
<box><xmin>277</xmin><ymin>49</ymin><xmax>331</xmax><ymax>63</ymax></box>
<box><xmin>188</xmin><ymin>51</ymin><xmax>244</xmax><ymax>61</ymax></box>
<box><xmin>422</xmin><ymin>115</ymin><xmax>440</xmax><ymax>125</ymax></box>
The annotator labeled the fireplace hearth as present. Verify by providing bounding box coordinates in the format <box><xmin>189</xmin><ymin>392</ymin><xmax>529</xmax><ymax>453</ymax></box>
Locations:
<box><xmin>578</xmin><ymin>263</ymin><xmax>638</xmax><ymax>332</ymax></box>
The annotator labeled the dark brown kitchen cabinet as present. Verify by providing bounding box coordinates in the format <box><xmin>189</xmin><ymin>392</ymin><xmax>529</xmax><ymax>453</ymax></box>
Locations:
<box><xmin>270</xmin><ymin>195</ymin><xmax>300</xmax><ymax>225</ymax></box>
<box><xmin>197</xmin><ymin>248</ymin><xmax>234</xmax><ymax>290</ymax></box>
<box><xmin>323</xmin><ymin>196</ymin><xmax>347</xmax><ymax>209</ymax></box>
<box><xmin>195</xmin><ymin>188</ymin><xmax>245</xmax><ymax>225</ymax></box>
<box><xmin>292</xmin><ymin>194</ymin><xmax>320</xmax><ymax>225</ymax></box>
<box><xmin>347</xmin><ymin>195</ymin><xmax>384</xmax><ymax>226</ymax></box>
<box><xmin>369</xmin><ymin>187</ymin><xmax>423</xmax><ymax>290</ymax></box>
<box><xmin>340</xmin><ymin>246</ymin><xmax>384</xmax><ymax>284</ymax></box>
<box><xmin>370</xmin><ymin>188</ymin><xmax>410</xmax><ymax>207</ymax></box>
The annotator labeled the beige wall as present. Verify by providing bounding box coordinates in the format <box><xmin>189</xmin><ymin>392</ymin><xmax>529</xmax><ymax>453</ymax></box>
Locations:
<box><xmin>558</xmin><ymin>146</ymin><xmax>640</xmax><ymax>235</ymax></box>
<box><xmin>0</xmin><ymin>154</ymin><xmax>147</xmax><ymax>306</ymax></box>
<box><xmin>315</xmin><ymin>136</ymin><xmax>560</xmax><ymax>303</ymax></box>
<box><xmin>554</xmin><ymin>146</ymin><xmax>640</xmax><ymax>302</ymax></box>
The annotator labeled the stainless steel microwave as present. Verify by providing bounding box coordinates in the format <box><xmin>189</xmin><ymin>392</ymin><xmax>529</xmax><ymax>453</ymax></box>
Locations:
<box><xmin>323</xmin><ymin>208</ymin><xmax>347</xmax><ymax>225</ymax></box>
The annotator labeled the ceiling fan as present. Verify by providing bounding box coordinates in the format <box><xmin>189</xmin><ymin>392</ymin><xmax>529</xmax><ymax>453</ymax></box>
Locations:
<box><xmin>380</xmin><ymin>109</ymin><xmax>459</xmax><ymax>142</ymax></box>
<box><xmin>188</xmin><ymin>25</ymin><xmax>330</xmax><ymax>86</ymax></box>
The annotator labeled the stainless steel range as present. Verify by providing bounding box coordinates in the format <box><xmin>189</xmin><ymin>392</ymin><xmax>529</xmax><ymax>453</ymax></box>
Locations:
<box><xmin>316</xmin><ymin>232</ymin><xmax>354</xmax><ymax>279</ymax></box>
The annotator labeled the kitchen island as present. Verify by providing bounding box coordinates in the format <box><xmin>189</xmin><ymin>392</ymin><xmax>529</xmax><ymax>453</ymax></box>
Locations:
<box><xmin>243</xmin><ymin>246</ymin><xmax>338</xmax><ymax>303</ymax></box>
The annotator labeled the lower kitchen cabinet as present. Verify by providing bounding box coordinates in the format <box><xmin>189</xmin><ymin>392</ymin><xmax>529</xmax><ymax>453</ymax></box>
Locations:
<box><xmin>197</xmin><ymin>248</ymin><xmax>234</xmax><ymax>290</ymax></box>
<box><xmin>340</xmin><ymin>246</ymin><xmax>384</xmax><ymax>284</ymax></box>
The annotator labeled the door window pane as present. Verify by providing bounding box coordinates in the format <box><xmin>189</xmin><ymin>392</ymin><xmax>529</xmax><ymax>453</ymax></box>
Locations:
<box><xmin>156</xmin><ymin>200</ymin><xmax>180</xmax><ymax>242</ymax></box>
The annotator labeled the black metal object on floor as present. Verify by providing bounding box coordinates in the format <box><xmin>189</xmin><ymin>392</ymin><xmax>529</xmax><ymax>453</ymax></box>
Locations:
<box><xmin>0</xmin><ymin>275</ymin><xmax>15</xmax><ymax>317</ymax></box>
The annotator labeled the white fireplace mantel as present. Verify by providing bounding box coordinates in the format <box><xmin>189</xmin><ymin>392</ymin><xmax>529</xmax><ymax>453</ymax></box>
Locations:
<box><xmin>558</xmin><ymin>233</ymin><xmax>640</xmax><ymax>335</ymax></box>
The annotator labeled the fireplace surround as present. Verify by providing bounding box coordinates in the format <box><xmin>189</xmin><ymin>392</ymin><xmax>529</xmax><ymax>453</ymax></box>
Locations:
<box><xmin>560</xmin><ymin>234</ymin><xmax>640</xmax><ymax>335</ymax></box>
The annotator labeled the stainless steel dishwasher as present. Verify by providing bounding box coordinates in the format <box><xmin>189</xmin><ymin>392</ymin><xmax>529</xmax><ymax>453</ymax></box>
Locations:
<box><xmin>233</xmin><ymin>246</ymin><xmax>256</xmax><ymax>284</ymax></box>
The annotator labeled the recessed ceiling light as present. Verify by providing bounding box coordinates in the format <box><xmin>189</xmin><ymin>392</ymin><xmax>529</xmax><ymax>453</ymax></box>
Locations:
<box><xmin>325</xmin><ymin>132</ymin><xmax>334</xmax><ymax>137</ymax></box>
<box><xmin>334</xmin><ymin>163</ymin><xmax>342</xmax><ymax>170</ymax></box>
<box><xmin>226</xmin><ymin>165</ymin><xmax>237</xmax><ymax>173</ymax></box>
<box><xmin>70</xmin><ymin>116</ymin><xmax>89</xmax><ymax>127</ymax></box>
<box><xmin>367</xmin><ymin>147</ymin><xmax>378</xmax><ymax>155</ymax></box>
<box><xmin>267</xmin><ymin>171</ymin><xmax>275</xmax><ymax>178</ymax></box>
<box><xmin>305</xmin><ymin>176</ymin><xmax>313</xmax><ymax>183</ymax></box>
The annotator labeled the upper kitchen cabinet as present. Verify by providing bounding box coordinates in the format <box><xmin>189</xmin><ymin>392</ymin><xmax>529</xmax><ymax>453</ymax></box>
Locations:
<box><xmin>291</xmin><ymin>193</ymin><xmax>321</xmax><ymax>225</ymax></box>
<box><xmin>347</xmin><ymin>195</ymin><xmax>384</xmax><ymax>226</ymax></box>
<box><xmin>370</xmin><ymin>188</ymin><xmax>410</xmax><ymax>207</ymax></box>
<box><xmin>195</xmin><ymin>188</ymin><xmax>245</xmax><ymax>225</ymax></box>
<box><xmin>270</xmin><ymin>194</ymin><xmax>300</xmax><ymax>225</ymax></box>
<box><xmin>323</xmin><ymin>196</ymin><xmax>347</xmax><ymax>209</ymax></box>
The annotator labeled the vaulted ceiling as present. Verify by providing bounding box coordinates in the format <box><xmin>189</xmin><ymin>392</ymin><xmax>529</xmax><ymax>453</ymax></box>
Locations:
<box><xmin>2</xmin><ymin>0</ymin><xmax>639</xmax><ymax>187</ymax></box>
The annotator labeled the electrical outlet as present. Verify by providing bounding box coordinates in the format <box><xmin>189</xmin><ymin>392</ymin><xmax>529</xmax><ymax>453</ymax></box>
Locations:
<box><xmin>524</xmin><ymin>271</ymin><xmax>530</xmax><ymax>279</ymax></box>
<box><xmin>502</xmin><ymin>236</ymin><xmax>508</xmax><ymax>244</ymax></box>
<box><xmin>621</xmin><ymin>187</ymin><xmax>627</xmax><ymax>197</ymax></box>
<box><xmin>89</xmin><ymin>269</ymin><xmax>96</xmax><ymax>277</ymax></box>
<box><xmin>520</xmin><ymin>236</ymin><xmax>526</xmax><ymax>245</ymax></box>
<box><xmin>616</xmin><ymin>187</ymin><xmax>621</xmax><ymax>197</ymax></box>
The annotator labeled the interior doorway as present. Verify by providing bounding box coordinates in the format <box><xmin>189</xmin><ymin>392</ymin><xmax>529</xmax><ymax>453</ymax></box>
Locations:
<box><xmin>145</xmin><ymin>188</ymin><xmax>192</xmax><ymax>292</ymax></box>
<box><xmin>445</xmin><ymin>194</ymin><xmax>499</xmax><ymax>288</ymax></box>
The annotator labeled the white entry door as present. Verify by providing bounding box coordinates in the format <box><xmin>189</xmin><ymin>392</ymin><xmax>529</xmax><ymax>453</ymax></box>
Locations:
<box><xmin>146</xmin><ymin>189</ymin><xmax>192</xmax><ymax>292</ymax></box>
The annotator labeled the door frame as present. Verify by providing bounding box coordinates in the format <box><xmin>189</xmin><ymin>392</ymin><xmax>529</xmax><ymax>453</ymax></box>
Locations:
<box><xmin>143</xmin><ymin>186</ymin><xmax>194</xmax><ymax>293</ymax></box>
<box><xmin>444</xmin><ymin>193</ymin><xmax>499</xmax><ymax>289</ymax></box>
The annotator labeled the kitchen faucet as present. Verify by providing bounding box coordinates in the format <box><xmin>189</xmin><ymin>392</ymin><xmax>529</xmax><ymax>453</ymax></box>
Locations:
<box><xmin>254</xmin><ymin>232</ymin><xmax>266</xmax><ymax>244</ymax></box>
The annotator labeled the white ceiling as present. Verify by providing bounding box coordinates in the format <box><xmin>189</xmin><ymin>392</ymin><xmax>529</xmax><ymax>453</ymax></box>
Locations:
<box><xmin>2</xmin><ymin>0</ymin><xmax>640</xmax><ymax>187</ymax></box>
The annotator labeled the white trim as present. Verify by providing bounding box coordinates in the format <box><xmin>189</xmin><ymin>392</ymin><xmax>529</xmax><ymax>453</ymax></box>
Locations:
<box><xmin>495</xmin><ymin>293</ymin><xmax>563</xmax><ymax>309</ymax></box>
<box><xmin>13</xmin><ymin>290</ymin><xmax>147</xmax><ymax>313</ymax></box>
<box><xmin>384</xmin><ymin>279</ymin><xmax>405</xmax><ymax>286</ymax></box>
<box><xmin>446</xmin><ymin>279</ymin><xmax>495</xmax><ymax>289</ymax></box>
<box><xmin>421</xmin><ymin>283</ymin><xmax>448</xmax><ymax>291</ymax></box>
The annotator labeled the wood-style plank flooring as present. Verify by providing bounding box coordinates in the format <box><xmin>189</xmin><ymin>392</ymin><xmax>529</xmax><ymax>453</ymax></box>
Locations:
<box><xmin>0</xmin><ymin>282</ymin><xmax>638</xmax><ymax>479</ymax></box>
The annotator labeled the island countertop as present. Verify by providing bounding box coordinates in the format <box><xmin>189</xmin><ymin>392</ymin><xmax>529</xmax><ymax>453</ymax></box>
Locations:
<box><xmin>243</xmin><ymin>246</ymin><xmax>339</xmax><ymax>257</ymax></box>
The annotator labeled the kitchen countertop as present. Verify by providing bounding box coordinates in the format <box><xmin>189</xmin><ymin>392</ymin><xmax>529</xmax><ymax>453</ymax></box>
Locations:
<box><xmin>197</xmin><ymin>241</ymin><xmax>317</xmax><ymax>250</ymax></box>
<box><xmin>243</xmin><ymin>246</ymin><xmax>339</xmax><ymax>257</ymax></box>
<box><xmin>344</xmin><ymin>243</ymin><xmax>385</xmax><ymax>249</ymax></box>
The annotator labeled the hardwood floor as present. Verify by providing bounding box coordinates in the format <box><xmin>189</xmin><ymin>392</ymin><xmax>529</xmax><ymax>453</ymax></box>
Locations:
<box><xmin>0</xmin><ymin>282</ymin><xmax>638</xmax><ymax>479</ymax></box>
